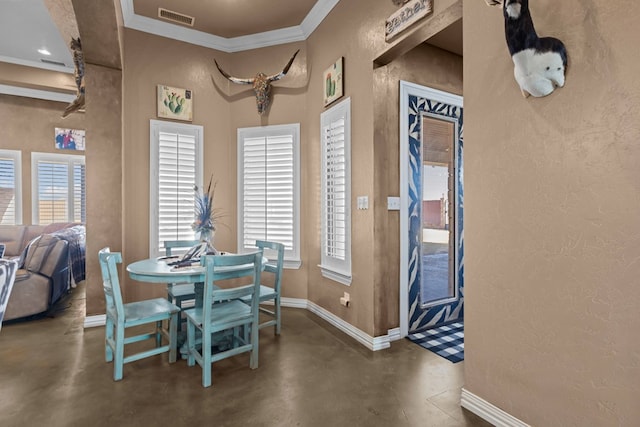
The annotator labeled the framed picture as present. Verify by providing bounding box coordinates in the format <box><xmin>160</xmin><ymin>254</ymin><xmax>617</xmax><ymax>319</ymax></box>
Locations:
<box><xmin>323</xmin><ymin>57</ymin><xmax>344</xmax><ymax>107</ymax></box>
<box><xmin>55</xmin><ymin>128</ymin><xmax>85</xmax><ymax>151</ymax></box>
<box><xmin>157</xmin><ymin>85</ymin><xmax>193</xmax><ymax>121</ymax></box>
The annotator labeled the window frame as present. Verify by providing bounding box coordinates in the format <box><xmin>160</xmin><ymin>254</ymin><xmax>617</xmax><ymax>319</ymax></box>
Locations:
<box><xmin>0</xmin><ymin>149</ymin><xmax>22</xmax><ymax>225</ymax></box>
<box><xmin>237</xmin><ymin>123</ymin><xmax>301</xmax><ymax>269</ymax></box>
<box><xmin>320</xmin><ymin>97</ymin><xmax>352</xmax><ymax>285</ymax></box>
<box><xmin>149</xmin><ymin>119</ymin><xmax>204</xmax><ymax>258</ymax></box>
<box><xmin>31</xmin><ymin>151</ymin><xmax>85</xmax><ymax>225</ymax></box>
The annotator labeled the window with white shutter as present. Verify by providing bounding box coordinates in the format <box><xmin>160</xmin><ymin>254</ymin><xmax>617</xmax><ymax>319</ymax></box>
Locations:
<box><xmin>320</xmin><ymin>98</ymin><xmax>351</xmax><ymax>285</ymax></box>
<box><xmin>0</xmin><ymin>149</ymin><xmax>22</xmax><ymax>225</ymax></box>
<box><xmin>238</xmin><ymin>124</ymin><xmax>300</xmax><ymax>268</ymax></box>
<box><xmin>31</xmin><ymin>152</ymin><xmax>85</xmax><ymax>225</ymax></box>
<box><xmin>150</xmin><ymin>120</ymin><xmax>203</xmax><ymax>257</ymax></box>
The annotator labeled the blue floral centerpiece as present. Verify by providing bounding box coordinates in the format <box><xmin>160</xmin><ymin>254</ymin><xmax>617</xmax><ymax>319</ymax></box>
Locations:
<box><xmin>192</xmin><ymin>176</ymin><xmax>223</xmax><ymax>254</ymax></box>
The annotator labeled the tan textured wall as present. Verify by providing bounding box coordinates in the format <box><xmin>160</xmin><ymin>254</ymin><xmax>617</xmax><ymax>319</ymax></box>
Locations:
<box><xmin>464</xmin><ymin>1</ymin><xmax>640</xmax><ymax>424</ymax></box>
<box><xmin>120</xmin><ymin>0</ymin><xmax>461</xmax><ymax>334</ymax></box>
<box><xmin>84</xmin><ymin>64</ymin><xmax>122</xmax><ymax>314</ymax></box>
<box><xmin>304</xmin><ymin>0</ymin><xmax>460</xmax><ymax>336</ymax></box>
<box><xmin>372</xmin><ymin>43</ymin><xmax>462</xmax><ymax>335</ymax></box>
<box><xmin>2</xmin><ymin>0</ymin><xmax>462</xmax><ymax>335</ymax></box>
<box><xmin>0</xmin><ymin>94</ymin><xmax>85</xmax><ymax>224</ymax></box>
<box><xmin>0</xmin><ymin>62</ymin><xmax>75</xmax><ymax>94</ymax></box>
<box><xmin>121</xmin><ymin>30</ymin><xmax>308</xmax><ymax>302</ymax></box>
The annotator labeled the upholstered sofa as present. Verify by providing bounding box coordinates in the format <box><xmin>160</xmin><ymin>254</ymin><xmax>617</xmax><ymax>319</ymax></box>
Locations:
<box><xmin>0</xmin><ymin>223</ymin><xmax>85</xmax><ymax>321</ymax></box>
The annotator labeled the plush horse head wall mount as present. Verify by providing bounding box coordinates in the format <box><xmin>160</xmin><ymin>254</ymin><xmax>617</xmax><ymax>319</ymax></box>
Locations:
<box><xmin>485</xmin><ymin>0</ymin><xmax>568</xmax><ymax>98</ymax></box>
<box><xmin>214</xmin><ymin>50</ymin><xmax>300</xmax><ymax>115</ymax></box>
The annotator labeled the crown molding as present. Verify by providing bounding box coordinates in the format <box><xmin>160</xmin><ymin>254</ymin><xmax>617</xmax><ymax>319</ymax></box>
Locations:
<box><xmin>300</xmin><ymin>0</ymin><xmax>340</xmax><ymax>38</ymax></box>
<box><xmin>120</xmin><ymin>0</ymin><xmax>340</xmax><ymax>53</ymax></box>
<box><xmin>0</xmin><ymin>55</ymin><xmax>73</xmax><ymax>74</ymax></box>
<box><xmin>0</xmin><ymin>84</ymin><xmax>75</xmax><ymax>103</ymax></box>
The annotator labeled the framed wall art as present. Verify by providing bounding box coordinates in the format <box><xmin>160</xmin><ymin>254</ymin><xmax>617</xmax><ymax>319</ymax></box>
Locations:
<box><xmin>323</xmin><ymin>57</ymin><xmax>344</xmax><ymax>107</ymax></box>
<box><xmin>157</xmin><ymin>84</ymin><xmax>193</xmax><ymax>121</ymax></box>
<box><xmin>55</xmin><ymin>128</ymin><xmax>85</xmax><ymax>151</ymax></box>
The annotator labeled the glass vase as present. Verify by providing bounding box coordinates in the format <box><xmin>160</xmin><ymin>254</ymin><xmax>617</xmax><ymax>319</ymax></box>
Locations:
<box><xmin>199</xmin><ymin>229</ymin><xmax>218</xmax><ymax>255</ymax></box>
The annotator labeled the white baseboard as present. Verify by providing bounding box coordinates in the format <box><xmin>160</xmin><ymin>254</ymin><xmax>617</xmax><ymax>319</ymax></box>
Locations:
<box><xmin>83</xmin><ymin>297</ymin><xmax>398</xmax><ymax>352</ymax></box>
<box><xmin>306</xmin><ymin>300</ymin><xmax>394</xmax><ymax>351</ymax></box>
<box><xmin>461</xmin><ymin>388</ymin><xmax>530</xmax><ymax>427</ymax></box>
<box><xmin>387</xmin><ymin>327</ymin><xmax>402</xmax><ymax>342</ymax></box>
<box><xmin>280</xmin><ymin>297</ymin><xmax>308</xmax><ymax>309</ymax></box>
<box><xmin>84</xmin><ymin>314</ymin><xmax>106</xmax><ymax>328</ymax></box>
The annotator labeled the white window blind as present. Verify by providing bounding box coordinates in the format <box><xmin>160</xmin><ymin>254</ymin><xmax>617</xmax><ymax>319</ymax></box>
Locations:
<box><xmin>150</xmin><ymin>120</ymin><xmax>203</xmax><ymax>257</ymax></box>
<box><xmin>320</xmin><ymin>98</ymin><xmax>352</xmax><ymax>285</ymax></box>
<box><xmin>0</xmin><ymin>150</ymin><xmax>21</xmax><ymax>225</ymax></box>
<box><xmin>31</xmin><ymin>152</ymin><xmax>85</xmax><ymax>225</ymax></box>
<box><xmin>238</xmin><ymin>124</ymin><xmax>300</xmax><ymax>267</ymax></box>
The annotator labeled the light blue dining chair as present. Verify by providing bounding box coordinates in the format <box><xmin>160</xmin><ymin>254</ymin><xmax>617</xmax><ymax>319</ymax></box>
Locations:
<box><xmin>164</xmin><ymin>240</ymin><xmax>199</xmax><ymax>328</ymax></box>
<box><xmin>241</xmin><ymin>240</ymin><xmax>285</xmax><ymax>335</ymax></box>
<box><xmin>98</xmin><ymin>247</ymin><xmax>180</xmax><ymax>381</ymax></box>
<box><xmin>183</xmin><ymin>251</ymin><xmax>262</xmax><ymax>388</ymax></box>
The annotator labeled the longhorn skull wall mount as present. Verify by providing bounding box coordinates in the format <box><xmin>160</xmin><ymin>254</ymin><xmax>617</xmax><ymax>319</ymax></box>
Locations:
<box><xmin>214</xmin><ymin>49</ymin><xmax>300</xmax><ymax>115</ymax></box>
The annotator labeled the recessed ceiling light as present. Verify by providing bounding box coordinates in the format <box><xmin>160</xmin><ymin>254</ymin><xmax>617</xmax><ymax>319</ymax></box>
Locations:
<box><xmin>38</xmin><ymin>48</ymin><xmax>51</xmax><ymax>56</ymax></box>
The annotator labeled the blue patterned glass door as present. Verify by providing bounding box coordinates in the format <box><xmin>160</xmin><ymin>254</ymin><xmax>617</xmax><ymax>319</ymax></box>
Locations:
<box><xmin>405</xmin><ymin>90</ymin><xmax>463</xmax><ymax>333</ymax></box>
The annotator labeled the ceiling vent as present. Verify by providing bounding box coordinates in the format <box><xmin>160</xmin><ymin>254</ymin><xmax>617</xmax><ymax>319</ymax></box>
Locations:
<box><xmin>41</xmin><ymin>58</ymin><xmax>66</xmax><ymax>67</ymax></box>
<box><xmin>158</xmin><ymin>8</ymin><xmax>195</xmax><ymax>27</ymax></box>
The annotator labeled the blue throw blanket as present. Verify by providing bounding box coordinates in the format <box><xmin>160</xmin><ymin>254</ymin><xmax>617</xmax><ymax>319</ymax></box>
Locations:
<box><xmin>51</xmin><ymin>225</ymin><xmax>86</xmax><ymax>284</ymax></box>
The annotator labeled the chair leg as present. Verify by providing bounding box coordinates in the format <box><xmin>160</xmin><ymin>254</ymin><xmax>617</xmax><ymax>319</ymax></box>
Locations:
<box><xmin>105</xmin><ymin>317</ymin><xmax>114</xmax><ymax>362</ymax></box>
<box><xmin>275</xmin><ymin>296</ymin><xmax>281</xmax><ymax>336</ymax></box>
<box><xmin>114</xmin><ymin>325</ymin><xmax>125</xmax><ymax>381</ymax></box>
<box><xmin>249</xmin><ymin>320</ymin><xmax>259</xmax><ymax>370</ymax></box>
<box><xmin>169</xmin><ymin>313</ymin><xmax>177</xmax><ymax>363</ymax></box>
<box><xmin>202</xmin><ymin>329</ymin><xmax>212</xmax><ymax>388</ymax></box>
<box><xmin>155</xmin><ymin>320</ymin><xmax>162</xmax><ymax>347</ymax></box>
<box><xmin>187</xmin><ymin>320</ymin><xmax>196</xmax><ymax>367</ymax></box>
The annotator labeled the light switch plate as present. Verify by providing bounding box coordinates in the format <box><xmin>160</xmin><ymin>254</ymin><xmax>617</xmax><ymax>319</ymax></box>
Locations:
<box><xmin>357</xmin><ymin>196</ymin><xmax>369</xmax><ymax>210</ymax></box>
<box><xmin>387</xmin><ymin>196</ymin><xmax>400</xmax><ymax>210</ymax></box>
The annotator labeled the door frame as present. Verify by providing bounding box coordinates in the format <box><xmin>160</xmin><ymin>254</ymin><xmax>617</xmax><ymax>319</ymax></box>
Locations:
<box><xmin>399</xmin><ymin>81</ymin><xmax>463</xmax><ymax>337</ymax></box>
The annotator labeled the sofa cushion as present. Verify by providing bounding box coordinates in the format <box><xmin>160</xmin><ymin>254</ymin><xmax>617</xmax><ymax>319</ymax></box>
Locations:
<box><xmin>21</xmin><ymin>225</ymin><xmax>47</xmax><ymax>255</ymax></box>
<box><xmin>3</xmin><ymin>271</ymin><xmax>50</xmax><ymax>321</ymax></box>
<box><xmin>0</xmin><ymin>225</ymin><xmax>26</xmax><ymax>258</ymax></box>
<box><xmin>14</xmin><ymin>268</ymin><xmax>31</xmax><ymax>282</ymax></box>
<box><xmin>24</xmin><ymin>234</ymin><xmax>61</xmax><ymax>274</ymax></box>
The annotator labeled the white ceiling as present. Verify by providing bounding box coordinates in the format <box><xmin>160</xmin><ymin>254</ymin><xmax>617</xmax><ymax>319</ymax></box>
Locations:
<box><xmin>0</xmin><ymin>0</ymin><xmax>73</xmax><ymax>72</ymax></box>
<box><xmin>0</xmin><ymin>0</ymin><xmax>461</xmax><ymax>76</ymax></box>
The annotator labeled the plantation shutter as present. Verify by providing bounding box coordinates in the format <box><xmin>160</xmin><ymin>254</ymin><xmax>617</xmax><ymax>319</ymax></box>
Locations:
<box><xmin>37</xmin><ymin>160</ymin><xmax>69</xmax><ymax>224</ymax></box>
<box><xmin>323</xmin><ymin>117</ymin><xmax>347</xmax><ymax>260</ymax></box>
<box><xmin>320</xmin><ymin>98</ymin><xmax>351</xmax><ymax>284</ymax></box>
<box><xmin>0</xmin><ymin>152</ymin><xmax>19</xmax><ymax>225</ymax></box>
<box><xmin>157</xmin><ymin>130</ymin><xmax>198</xmax><ymax>250</ymax></box>
<box><xmin>241</xmin><ymin>133</ymin><xmax>295</xmax><ymax>251</ymax></box>
<box><xmin>32</xmin><ymin>153</ymin><xmax>85</xmax><ymax>225</ymax></box>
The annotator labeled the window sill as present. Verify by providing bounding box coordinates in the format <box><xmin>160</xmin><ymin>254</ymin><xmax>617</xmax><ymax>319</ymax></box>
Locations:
<box><xmin>283</xmin><ymin>259</ymin><xmax>302</xmax><ymax>269</ymax></box>
<box><xmin>319</xmin><ymin>265</ymin><xmax>352</xmax><ymax>286</ymax></box>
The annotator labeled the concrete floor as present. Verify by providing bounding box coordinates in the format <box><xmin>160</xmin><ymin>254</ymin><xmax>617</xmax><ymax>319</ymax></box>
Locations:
<box><xmin>0</xmin><ymin>283</ymin><xmax>491</xmax><ymax>427</ymax></box>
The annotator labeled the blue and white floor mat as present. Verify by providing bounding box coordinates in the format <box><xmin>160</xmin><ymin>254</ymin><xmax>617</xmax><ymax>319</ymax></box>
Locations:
<box><xmin>407</xmin><ymin>322</ymin><xmax>464</xmax><ymax>363</ymax></box>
